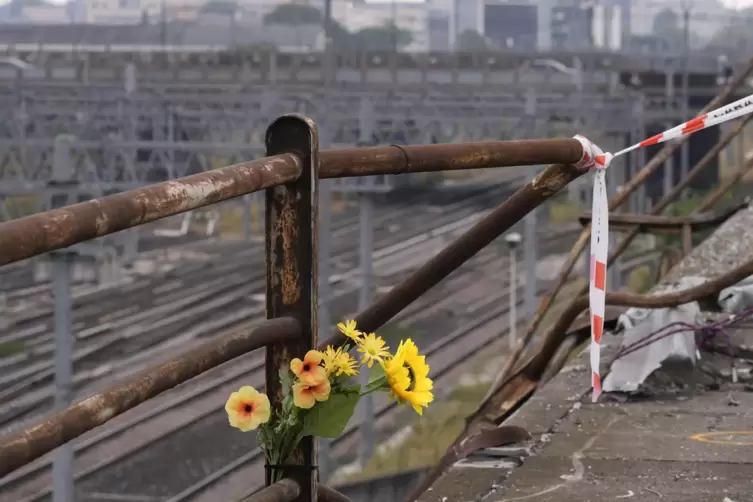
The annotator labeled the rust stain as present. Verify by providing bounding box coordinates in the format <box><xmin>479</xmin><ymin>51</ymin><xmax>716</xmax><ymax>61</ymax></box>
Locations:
<box><xmin>93</xmin><ymin>201</ymin><xmax>110</xmax><ymax>236</ymax></box>
<box><xmin>536</xmin><ymin>167</ymin><xmax>571</xmax><ymax>196</ymax></box>
<box><xmin>279</xmin><ymin>189</ymin><xmax>301</xmax><ymax>306</ymax></box>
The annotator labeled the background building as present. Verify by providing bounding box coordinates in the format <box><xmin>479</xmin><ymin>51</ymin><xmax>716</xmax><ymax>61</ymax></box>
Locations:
<box><xmin>0</xmin><ymin>0</ymin><xmax>749</xmax><ymax>57</ymax></box>
<box><xmin>484</xmin><ymin>1</ymin><xmax>538</xmax><ymax>50</ymax></box>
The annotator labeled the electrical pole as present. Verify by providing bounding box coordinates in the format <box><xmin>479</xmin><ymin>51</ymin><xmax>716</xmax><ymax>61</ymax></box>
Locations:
<box><xmin>391</xmin><ymin>0</ymin><xmax>398</xmax><ymax>52</ymax></box>
<box><xmin>680</xmin><ymin>2</ymin><xmax>691</xmax><ymax>179</ymax></box>
<box><xmin>523</xmin><ymin>190</ymin><xmax>537</xmax><ymax>320</ymax></box>
<box><xmin>50</xmin><ymin>135</ymin><xmax>77</xmax><ymax>502</ymax></box>
<box><xmin>324</xmin><ymin>0</ymin><xmax>332</xmax><ymax>52</ymax></box>
<box><xmin>504</xmin><ymin>233</ymin><xmax>521</xmax><ymax>351</ymax></box>
<box><xmin>356</xmin><ymin>97</ymin><xmax>376</xmax><ymax>468</ymax></box>
<box><xmin>452</xmin><ymin>0</ymin><xmax>460</xmax><ymax>51</ymax></box>
<box><xmin>159</xmin><ymin>0</ymin><xmax>167</xmax><ymax>47</ymax></box>
<box><xmin>664</xmin><ymin>67</ymin><xmax>674</xmax><ymax>198</ymax></box>
<box><xmin>357</xmin><ymin>188</ymin><xmax>375</xmax><ymax>466</ymax></box>
<box><xmin>318</xmin><ymin>0</ymin><xmax>334</xmax><ymax>481</ymax></box>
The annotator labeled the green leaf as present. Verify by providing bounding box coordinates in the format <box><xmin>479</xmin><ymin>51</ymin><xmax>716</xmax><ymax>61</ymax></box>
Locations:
<box><xmin>360</xmin><ymin>376</ymin><xmax>387</xmax><ymax>395</ymax></box>
<box><xmin>279</xmin><ymin>368</ymin><xmax>293</xmax><ymax>398</ymax></box>
<box><xmin>301</xmin><ymin>392</ymin><xmax>360</xmax><ymax>438</ymax></box>
<box><xmin>340</xmin><ymin>384</ymin><xmax>361</xmax><ymax>393</ymax></box>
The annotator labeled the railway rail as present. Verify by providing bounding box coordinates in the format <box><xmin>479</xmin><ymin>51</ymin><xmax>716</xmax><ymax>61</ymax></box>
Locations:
<box><xmin>8</xmin><ymin>243</ymin><xmax>556</xmax><ymax>502</ymax></box>
<box><xmin>0</xmin><ymin>168</ymin><xmax>579</xmax><ymax>501</ymax></box>
<box><xmin>0</xmin><ymin>52</ymin><xmax>750</xmax><ymax>502</ymax></box>
<box><xmin>0</xmin><ymin>180</ymin><xmax>519</xmax><ymax>429</ymax></box>
<box><xmin>167</xmin><ymin>279</ymin><xmax>535</xmax><ymax>502</ymax></box>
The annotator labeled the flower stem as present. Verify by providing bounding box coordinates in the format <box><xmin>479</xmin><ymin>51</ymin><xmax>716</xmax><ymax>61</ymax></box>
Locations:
<box><xmin>359</xmin><ymin>384</ymin><xmax>386</xmax><ymax>397</ymax></box>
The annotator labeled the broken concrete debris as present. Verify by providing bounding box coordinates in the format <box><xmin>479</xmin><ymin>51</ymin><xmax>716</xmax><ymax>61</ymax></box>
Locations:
<box><xmin>603</xmin><ymin>276</ymin><xmax>753</xmax><ymax>395</ymax></box>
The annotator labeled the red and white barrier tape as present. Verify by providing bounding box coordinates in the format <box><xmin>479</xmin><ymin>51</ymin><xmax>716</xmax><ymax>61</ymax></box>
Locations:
<box><xmin>573</xmin><ymin>92</ymin><xmax>753</xmax><ymax>403</ymax></box>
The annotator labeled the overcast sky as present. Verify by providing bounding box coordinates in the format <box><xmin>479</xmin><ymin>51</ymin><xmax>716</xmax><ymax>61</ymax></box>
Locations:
<box><xmin>8</xmin><ymin>0</ymin><xmax>753</xmax><ymax>11</ymax></box>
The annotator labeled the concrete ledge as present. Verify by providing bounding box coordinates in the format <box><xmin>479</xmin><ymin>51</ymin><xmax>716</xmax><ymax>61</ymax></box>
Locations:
<box><xmin>421</xmin><ymin>204</ymin><xmax>753</xmax><ymax>502</ymax></box>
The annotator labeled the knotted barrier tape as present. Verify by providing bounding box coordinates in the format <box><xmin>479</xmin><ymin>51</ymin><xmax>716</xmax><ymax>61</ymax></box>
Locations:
<box><xmin>572</xmin><ymin>92</ymin><xmax>753</xmax><ymax>403</ymax></box>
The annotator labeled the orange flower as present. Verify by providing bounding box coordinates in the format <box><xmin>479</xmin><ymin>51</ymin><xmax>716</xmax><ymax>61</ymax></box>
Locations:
<box><xmin>292</xmin><ymin>379</ymin><xmax>331</xmax><ymax>409</ymax></box>
<box><xmin>225</xmin><ymin>386</ymin><xmax>271</xmax><ymax>432</ymax></box>
<box><xmin>290</xmin><ymin>350</ymin><xmax>327</xmax><ymax>385</ymax></box>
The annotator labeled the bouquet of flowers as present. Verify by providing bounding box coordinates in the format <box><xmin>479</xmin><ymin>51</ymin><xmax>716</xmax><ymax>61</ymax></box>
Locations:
<box><xmin>224</xmin><ymin>320</ymin><xmax>434</xmax><ymax>480</ymax></box>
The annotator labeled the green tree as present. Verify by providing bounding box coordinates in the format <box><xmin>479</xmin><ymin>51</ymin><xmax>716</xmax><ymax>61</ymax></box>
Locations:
<box><xmin>456</xmin><ymin>29</ymin><xmax>490</xmax><ymax>51</ymax></box>
<box><xmin>199</xmin><ymin>0</ymin><xmax>240</xmax><ymax>16</ymax></box>
<box><xmin>262</xmin><ymin>2</ymin><xmax>351</xmax><ymax>47</ymax></box>
<box><xmin>651</xmin><ymin>8</ymin><xmax>686</xmax><ymax>51</ymax></box>
<box><xmin>263</xmin><ymin>2</ymin><xmax>321</xmax><ymax>24</ymax></box>
<box><xmin>351</xmin><ymin>23</ymin><xmax>412</xmax><ymax>51</ymax></box>
<box><xmin>652</xmin><ymin>8</ymin><xmax>679</xmax><ymax>34</ymax></box>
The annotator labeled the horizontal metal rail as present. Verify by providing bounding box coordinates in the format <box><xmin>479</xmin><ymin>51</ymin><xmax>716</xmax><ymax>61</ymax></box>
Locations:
<box><xmin>0</xmin><ymin>138</ymin><xmax>584</xmax><ymax>267</ymax></box>
<box><xmin>318</xmin><ymin>139</ymin><xmax>583</xmax><ymax>178</ymax></box>
<box><xmin>0</xmin><ymin>154</ymin><xmax>303</xmax><ymax>266</ymax></box>
<box><xmin>577</xmin><ymin>203</ymin><xmax>748</xmax><ymax>233</ymax></box>
<box><xmin>0</xmin><ymin>317</ymin><xmax>301</xmax><ymax>478</ymax></box>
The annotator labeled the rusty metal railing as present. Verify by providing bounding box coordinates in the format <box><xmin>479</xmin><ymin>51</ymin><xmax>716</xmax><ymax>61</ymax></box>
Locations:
<box><xmin>0</xmin><ymin>113</ymin><xmax>588</xmax><ymax>501</ymax></box>
<box><xmin>404</xmin><ymin>55</ymin><xmax>753</xmax><ymax>502</ymax></box>
<box><xmin>0</xmin><ymin>136</ymin><xmax>581</xmax><ymax>267</ymax></box>
<box><xmin>577</xmin><ymin>202</ymin><xmax>748</xmax><ymax>234</ymax></box>
<box><xmin>2</xmin><ymin>57</ymin><xmax>752</xmax><ymax>499</ymax></box>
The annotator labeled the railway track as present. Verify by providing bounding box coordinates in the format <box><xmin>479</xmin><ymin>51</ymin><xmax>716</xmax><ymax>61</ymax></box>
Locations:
<box><xmin>0</xmin><ymin>176</ymin><xmax>578</xmax><ymax>502</ymax></box>
<box><xmin>0</xmin><ymin>182</ymin><xmax>517</xmax><ymax>434</ymax></box>
<box><xmin>9</xmin><ymin>246</ymin><xmax>533</xmax><ymax>502</ymax></box>
<box><xmin>1</xmin><ymin>226</ymin><xmax>577</xmax><ymax>502</ymax></box>
<box><xmin>0</xmin><ymin>183</ymin><xmax>495</xmax><ymax>347</ymax></box>
<box><xmin>180</xmin><ymin>282</ymin><xmax>532</xmax><ymax>502</ymax></box>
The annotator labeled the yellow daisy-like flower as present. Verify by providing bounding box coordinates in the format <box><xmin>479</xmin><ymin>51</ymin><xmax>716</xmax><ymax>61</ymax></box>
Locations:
<box><xmin>383</xmin><ymin>339</ymin><xmax>433</xmax><ymax>416</ymax></box>
<box><xmin>337</xmin><ymin>319</ymin><xmax>363</xmax><ymax>342</ymax></box>
<box><xmin>322</xmin><ymin>345</ymin><xmax>359</xmax><ymax>377</ymax></box>
<box><xmin>357</xmin><ymin>332</ymin><xmax>391</xmax><ymax>368</ymax></box>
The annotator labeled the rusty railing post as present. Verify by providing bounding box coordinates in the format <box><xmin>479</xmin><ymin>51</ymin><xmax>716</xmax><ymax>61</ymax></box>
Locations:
<box><xmin>264</xmin><ymin>114</ymin><xmax>319</xmax><ymax>502</ymax></box>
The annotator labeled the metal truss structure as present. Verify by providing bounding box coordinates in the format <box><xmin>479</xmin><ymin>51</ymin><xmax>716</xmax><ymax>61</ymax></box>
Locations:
<box><xmin>0</xmin><ymin>82</ymin><xmax>641</xmax><ymax>186</ymax></box>
<box><xmin>0</xmin><ymin>48</ymin><xmax>744</xmax><ymax>80</ymax></box>
<box><xmin>0</xmin><ymin>58</ymin><xmax>645</xmax><ymax>287</ymax></box>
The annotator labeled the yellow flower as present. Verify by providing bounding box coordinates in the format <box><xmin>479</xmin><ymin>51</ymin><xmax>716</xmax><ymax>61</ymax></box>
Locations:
<box><xmin>337</xmin><ymin>319</ymin><xmax>362</xmax><ymax>342</ymax></box>
<box><xmin>357</xmin><ymin>332</ymin><xmax>390</xmax><ymax>368</ymax></box>
<box><xmin>322</xmin><ymin>345</ymin><xmax>359</xmax><ymax>377</ymax></box>
<box><xmin>225</xmin><ymin>386</ymin><xmax>271</xmax><ymax>432</ymax></box>
<box><xmin>292</xmin><ymin>378</ymin><xmax>331</xmax><ymax>409</ymax></box>
<box><xmin>383</xmin><ymin>339</ymin><xmax>433</xmax><ymax>415</ymax></box>
<box><xmin>290</xmin><ymin>350</ymin><xmax>327</xmax><ymax>385</ymax></box>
